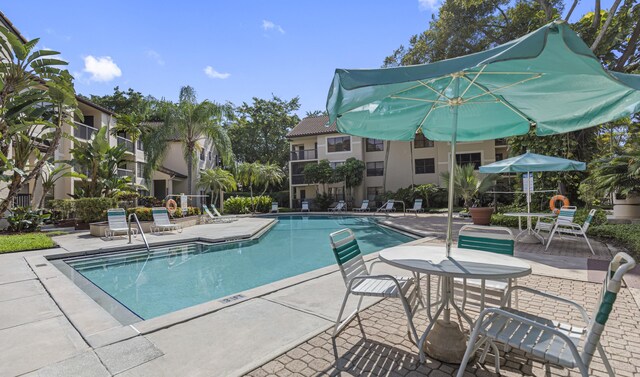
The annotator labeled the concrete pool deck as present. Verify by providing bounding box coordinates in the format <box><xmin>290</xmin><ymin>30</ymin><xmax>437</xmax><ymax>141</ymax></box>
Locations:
<box><xmin>0</xmin><ymin>214</ymin><xmax>637</xmax><ymax>376</ymax></box>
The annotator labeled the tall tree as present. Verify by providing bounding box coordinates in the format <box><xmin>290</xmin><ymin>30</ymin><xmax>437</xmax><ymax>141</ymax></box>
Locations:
<box><xmin>198</xmin><ymin>167</ymin><xmax>237</xmax><ymax>207</ymax></box>
<box><xmin>334</xmin><ymin>158</ymin><xmax>365</xmax><ymax>206</ymax></box>
<box><xmin>144</xmin><ymin>86</ymin><xmax>233</xmax><ymax>195</ymax></box>
<box><xmin>0</xmin><ymin>27</ymin><xmax>80</xmax><ymax>215</ymax></box>
<box><xmin>228</xmin><ymin>96</ymin><xmax>300</xmax><ymax>167</ymax></box>
<box><xmin>236</xmin><ymin>162</ymin><xmax>262</xmax><ymax>211</ymax></box>
<box><xmin>88</xmin><ymin>86</ymin><xmax>159</xmax><ymax>118</ymax></box>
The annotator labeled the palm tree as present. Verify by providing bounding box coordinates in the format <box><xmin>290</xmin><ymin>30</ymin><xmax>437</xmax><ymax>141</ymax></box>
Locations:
<box><xmin>198</xmin><ymin>168</ymin><xmax>237</xmax><ymax>207</ymax></box>
<box><xmin>143</xmin><ymin>86</ymin><xmax>233</xmax><ymax>195</ymax></box>
<box><xmin>441</xmin><ymin>164</ymin><xmax>497</xmax><ymax>209</ymax></box>
<box><xmin>236</xmin><ymin>162</ymin><xmax>262</xmax><ymax>212</ymax></box>
<box><xmin>111</xmin><ymin>112</ymin><xmax>149</xmax><ymax>144</ymax></box>
<box><xmin>259</xmin><ymin>163</ymin><xmax>285</xmax><ymax>195</ymax></box>
<box><xmin>37</xmin><ymin>162</ymin><xmax>79</xmax><ymax>208</ymax></box>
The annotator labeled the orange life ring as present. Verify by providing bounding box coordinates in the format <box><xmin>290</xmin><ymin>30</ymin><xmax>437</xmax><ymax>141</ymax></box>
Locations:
<box><xmin>166</xmin><ymin>199</ymin><xmax>178</xmax><ymax>215</ymax></box>
<box><xmin>549</xmin><ymin>195</ymin><xmax>570</xmax><ymax>214</ymax></box>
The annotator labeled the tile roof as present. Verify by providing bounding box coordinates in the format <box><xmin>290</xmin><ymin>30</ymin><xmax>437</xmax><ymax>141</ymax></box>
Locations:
<box><xmin>287</xmin><ymin>116</ymin><xmax>338</xmax><ymax>138</ymax></box>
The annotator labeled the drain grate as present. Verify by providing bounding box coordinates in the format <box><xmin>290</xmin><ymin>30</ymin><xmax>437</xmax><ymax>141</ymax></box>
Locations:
<box><xmin>35</xmin><ymin>263</ymin><xmax>47</xmax><ymax>267</ymax></box>
<box><xmin>218</xmin><ymin>294</ymin><xmax>245</xmax><ymax>304</ymax></box>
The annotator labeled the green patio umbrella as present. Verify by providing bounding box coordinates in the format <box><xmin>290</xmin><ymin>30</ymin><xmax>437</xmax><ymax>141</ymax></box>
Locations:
<box><xmin>326</xmin><ymin>20</ymin><xmax>640</xmax><ymax>257</ymax></box>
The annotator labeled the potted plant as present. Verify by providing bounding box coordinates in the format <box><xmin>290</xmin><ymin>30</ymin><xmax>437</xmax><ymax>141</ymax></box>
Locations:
<box><xmin>441</xmin><ymin>164</ymin><xmax>497</xmax><ymax>225</ymax></box>
<box><xmin>589</xmin><ymin>149</ymin><xmax>640</xmax><ymax>219</ymax></box>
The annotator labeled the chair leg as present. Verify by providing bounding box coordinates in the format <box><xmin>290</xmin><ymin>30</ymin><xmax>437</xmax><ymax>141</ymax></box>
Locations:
<box><xmin>545</xmin><ymin>226</ymin><xmax>558</xmax><ymax>250</ymax></box>
<box><xmin>583</xmin><ymin>232</ymin><xmax>595</xmax><ymax>255</ymax></box>
<box><xmin>456</xmin><ymin>320</ymin><xmax>484</xmax><ymax>377</ymax></box>
<box><xmin>399</xmin><ymin>293</ymin><xmax>420</xmax><ymax>345</ymax></box>
<box><xmin>597</xmin><ymin>343</ymin><xmax>615</xmax><ymax>377</ymax></box>
<box><xmin>333</xmin><ymin>292</ymin><xmax>363</xmax><ymax>338</ymax></box>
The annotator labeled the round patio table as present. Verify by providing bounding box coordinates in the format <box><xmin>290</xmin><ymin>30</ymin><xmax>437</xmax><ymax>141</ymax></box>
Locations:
<box><xmin>503</xmin><ymin>212</ymin><xmax>556</xmax><ymax>244</ymax></box>
<box><xmin>379</xmin><ymin>245</ymin><xmax>531</xmax><ymax>364</ymax></box>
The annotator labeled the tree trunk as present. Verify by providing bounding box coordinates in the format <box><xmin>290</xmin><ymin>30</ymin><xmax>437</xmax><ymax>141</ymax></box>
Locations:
<box><xmin>592</xmin><ymin>0</ymin><xmax>601</xmax><ymax>29</ymax></box>
<box><xmin>186</xmin><ymin>153</ymin><xmax>193</xmax><ymax>195</ymax></box>
<box><xmin>591</xmin><ymin>0</ymin><xmax>622</xmax><ymax>51</ymax></box>
<box><xmin>564</xmin><ymin>0</ymin><xmax>579</xmax><ymax>21</ymax></box>
<box><xmin>615</xmin><ymin>18</ymin><xmax>640</xmax><ymax>71</ymax></box>
<box><xmin>536</xmin><ymin>0</ymin><xmax>554</xmax><ymax>21</ymax></box>
<box><xmin>250</xmin><ymin>185</ymin><xmax>255</xmax><ymax>212</ymax></box>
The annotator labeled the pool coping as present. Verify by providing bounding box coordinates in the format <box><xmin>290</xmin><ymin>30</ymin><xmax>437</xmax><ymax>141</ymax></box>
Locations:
<box><xmin>25</xmin><ymin>215</ymin><xmax>427</xmax><ymax>350</ymax></box>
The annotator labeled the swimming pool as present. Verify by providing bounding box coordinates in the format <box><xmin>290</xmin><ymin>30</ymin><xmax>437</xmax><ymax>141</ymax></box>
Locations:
<box><xmin>62</xmin><ymin>215</ymin><xmax>414</xmax><ymax>320</ymax></box>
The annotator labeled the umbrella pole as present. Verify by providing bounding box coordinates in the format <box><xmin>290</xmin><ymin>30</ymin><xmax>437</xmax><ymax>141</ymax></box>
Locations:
<box><xmin>445</xmin><ymin>76</ymin><xmax>461</xmax><ymax>258</ymax></box>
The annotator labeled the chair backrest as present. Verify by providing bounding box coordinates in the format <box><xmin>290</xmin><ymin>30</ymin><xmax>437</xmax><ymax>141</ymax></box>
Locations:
<box><xmin>581</xmin><ymin>252</ymin><xmax>636</xmax><ymax>367</ymax></box>
<box><xmin>211</xmin><ymin>206</ymin><xmax>223</xmax><ymax>217</ymax></box>
<box><xmin>152</xmin><ymin>207</ymin><xmax>171</xmax><ymax>225</ymax></box>
<box><xmin>203</xmin><ymin>205</ymin><xmax>214</xmax><ymax>218</ymax></box>
<box><xmin>360</xmin><ymin>200</ymin><xmax>369</xmax><ymax>209</ymax></box>
<box><xmin>107</xmin><ymin>208</ymin><xmax>127</xmax><ymax>229</ymax></box>
<box><xmin>582</xmin><ymin>208</ymin><xmax>597</xmax><ymax>232</ymax></box>
<box><xmin>272</xmin><ymin>202</ymin><xmax>278</xmax><ymax>210</ymax></box>
<box><xmin>302</xmin><ymin>201</ymin><xmax>309</xmax><ymax>209</ymax></box>
<box><xmin>385</xmin><ymin>200</ymin><xmax>394</xmax><ymax>210</ymax></box>
<box><xmin>335</xmin><ymin>201</ymin><xmax>345</xmax><ymax>209</ymax></box>
<box><xmin>329</xmin><ymin>229</ymin><xmax>369</xmax><ymax>286</ymax></box>
<box><xmin>413</xmin><ymin>199</ymin><xmax>423</xmax><ymax>210</ymax></box>
<box><xmin>458</xmin><ymin>225</ymin><xmax>515</xmax><ymax>255</ymax></box>
<box><xmin>557</xmin><ymin>206</ymin><xmax>577</xmax><ymax>224</ymax></box>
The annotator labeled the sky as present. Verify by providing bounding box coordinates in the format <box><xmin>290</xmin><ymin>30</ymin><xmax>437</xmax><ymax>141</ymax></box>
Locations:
<box><xmin>3</xmin><ymin>1</ymin><xmax>612</xmax><ymax>117</ymax></box>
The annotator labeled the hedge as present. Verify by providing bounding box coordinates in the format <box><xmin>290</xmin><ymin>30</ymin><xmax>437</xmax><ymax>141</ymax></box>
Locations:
<box><xmin>75</xmin><ymin>198</ymin><xmax>117</xmax><ymax>223</ymax></box>
<box><xmin>589</xmin><ymin>224</ymin><xmax>640</xmax><ymax>259</ymax></box>
<box><xmin>223</xmin><ymin>195</ymin><xmax>273</xmax><ymax>214</ymax></box>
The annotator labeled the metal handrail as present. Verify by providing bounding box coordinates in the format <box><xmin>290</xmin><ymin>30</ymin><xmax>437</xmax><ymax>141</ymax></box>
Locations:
<box><xmin>128</xmin><ymin>213</ymin><xmax>150</xmax><ymax>252</ymax></box>
<box><xmin>375</xmin><ymin>200</ymin><xmax>406</xmax><ymax>216</ymax></box>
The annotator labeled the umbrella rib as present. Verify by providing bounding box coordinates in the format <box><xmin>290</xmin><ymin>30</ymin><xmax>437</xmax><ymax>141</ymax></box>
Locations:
<box><xmin>460</xmin><ymin>75</ymin><xmax>537</xmax><ymax>122</ymax></box>
<box><xmin>461</xmin><ymin>74</ymin><xmax>542</xmax><ymax>103</ymax></box>
<box><xmin>460</xmin><ymin>66</ymin><xmax>487</xmax><ymax>98</ymax></box>
<box><xmin>388</xmin><ymin>96</ymin><xmax>448</xmax><ymax>104</ymax></box>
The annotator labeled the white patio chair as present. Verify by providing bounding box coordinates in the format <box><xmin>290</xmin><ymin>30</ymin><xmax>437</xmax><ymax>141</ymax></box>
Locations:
<box><xmin>406</xmin><ymin>199</ymin><xmax>424</xmax><ymax>216</ymax></box>
<box><xmin>534</xmin><ymin>205</ymin><xmax>575</xmax><ymax>242</ymax></box>
<box><xmin>202</xmin><ymin>205</ymin><xmax>234</xmax><ymax>224</ymax></box>
<box><xmin>453</xmin><ymin>225</ymin><xmax>516</xmax><ymax>311</ymax></box>
<box><xmin>353</xmin><ymin>200</ymin><xmax>370</xmax><ymax>212</ymax></box>
<box><xmin>330</xmin><ymin>200</ymin><xmax>345</xmax><ymax>212</ymax></box>
<box><xmin>105</xmin><ymin>208</ymin><xmax>137</xmax><ymax>239</ymax></box>
<box><xmin>151</xmin><ymin>207</ymin><xmax>183</xmax><ymax>234</ymax></box>
<box><xmin>329</xmin><ymin>229</ymin><xmax>421</xmax><ymax>345</ymax></box>
<box><xmin>211</xmin><ymin>205</ymin><xmax>238</xmax><ymax>222</ymax></box>
<box><xmin>457</xmin><ymin>252</ymin><xmax>636</xmax><ymax>377</ymax></box>
<box><xmin>301</xmin><ymin>201</ymin><xmax>310</xmax><ymax>212</ymax></box>
<box><xmin>546</xmin><ymin>208</ymin><xmax>595</xmax><ymax>254</ymax></box>
<box><xmin>270</xmin><ymin>202</ymin><xmax>279</xmax><ymax>213</ymax></box>
<box><xmin>377</xmin><ymin>200</ymin><xmax>396</xmax><ymax>213</ymax></box>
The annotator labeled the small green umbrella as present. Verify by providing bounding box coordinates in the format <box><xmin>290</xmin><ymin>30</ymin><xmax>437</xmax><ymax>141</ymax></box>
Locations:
<box><xmin>326</xmin><ymin>20</ymin><xmax>640</xmax><ymax>256</ymax></box>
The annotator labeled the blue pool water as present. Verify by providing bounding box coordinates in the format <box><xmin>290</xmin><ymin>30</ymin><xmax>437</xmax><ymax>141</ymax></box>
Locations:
<box><xmin>66</xmin><ymin>215</ymin><xmax>413</xmax><ymax>319</ymax></box>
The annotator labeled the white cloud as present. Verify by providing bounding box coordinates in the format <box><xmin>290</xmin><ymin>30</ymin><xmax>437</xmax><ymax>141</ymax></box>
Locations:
<box><xmin>262</xmin><ymin>19</ymin><xmax>285</xmax><ymax>34</ymax></box>
<box><xmin>204</xmin><ymin>66</ymin><xmax>230</xmax><ymax>79</ymax></box>
<box><xmin>82</xmin><ymin>55</ymin><xmax>122</xmax><ymax>82</ymax></box>
<box><xmin>145</xmin><ymin>49</ymin><xmax>165</xmax><ymax>66</ymax></box>
<box><xmin>418</xmin><ymin>0</ymin><xmax>440</xmax><ymax>11</ymax></box>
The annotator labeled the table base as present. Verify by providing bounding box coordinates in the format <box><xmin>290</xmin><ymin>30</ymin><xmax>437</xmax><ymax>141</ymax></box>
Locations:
<box><xmin>516</xmin><ymin>232</ymin><xmax>544</xmax><ymax>244</ymax></box>
<box><xmin>424</xmin><ymin>319</ymin><xmax>467</xmax><ymax>364</ymax></box>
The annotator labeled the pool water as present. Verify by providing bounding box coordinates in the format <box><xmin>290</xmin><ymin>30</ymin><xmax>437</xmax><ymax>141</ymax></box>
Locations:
<box><xmin>66</xmin><ymin>215</ymin><xmax>414</xmax><ymax>320</ymax></box>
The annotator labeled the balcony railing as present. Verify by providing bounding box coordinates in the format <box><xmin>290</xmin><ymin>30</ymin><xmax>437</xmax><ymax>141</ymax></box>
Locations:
<box><xmin>13</xmin><ymin>194</ymin><xmax>32</xmax><ymax>208</ymax></box>
<box><xmin>117</xmin><ymin>136</ymin><xmax>135</xmax><ymax>153</ymax></box>
<box><xmin>291</xmin><ymin>174</ymin><xmax>307</xmax><ymax>185</ymax></box>
<box><xmin>117</xmin><ymin>168</ymin><xmax>134</xmax><ymax>178</ymax></box>
<box><xmin>495</xmin><ymin>138</ymin><xmax>507</xmax><ymax>146</ymax></box>
<box><xmin>290</xmin><ymin>149</ymin><xmax>318</xmax><ymax>161</ymax></box>
<box><xmin>74</xmin><ymin>122</ymin><xmax>98</xmax><ymax>140</ymax></box>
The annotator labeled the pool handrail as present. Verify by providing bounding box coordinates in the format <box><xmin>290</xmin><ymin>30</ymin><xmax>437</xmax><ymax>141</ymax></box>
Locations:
<box><xmin>128</xmin><ymin>213</ymin><xmax>151</xmax><ymax>253</ymax></box>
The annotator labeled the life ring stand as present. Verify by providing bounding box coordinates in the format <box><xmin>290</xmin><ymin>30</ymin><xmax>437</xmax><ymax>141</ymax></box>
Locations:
<box><xmin>549</xmin><ymin>195</ymin><xmax>570</xmax><ymax>214</ymax></box>
<box><xmin>166</xmin><ymin>199</ymin><xmax>178</xmax><ymax>215</ymax></box>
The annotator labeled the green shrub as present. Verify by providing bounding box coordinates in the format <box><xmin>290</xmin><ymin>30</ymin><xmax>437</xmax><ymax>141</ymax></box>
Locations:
<box><xmin>75</xmin><ymin>197</ymin><xmax>117</xmax><ymax>223</ymax></box>
<box><xmin>138</xmin><ymin>196</ymin><xmax>163</xmax><ymax>208</ymax></box>
<box><xmin>223</xmin><ymin>195</ymin><xmax>273</xmax><ymax>214</ymax></box>
<box><xmin>575</xmin><ymin>208</ymin><xmax>607</xmax><ymax>227</ymax></box>
<box><xmin>0</xmin><ymin>233</ymin><xmax>56</xmax><ymax>253</ymax></box>
<box><xmin>6</xmin><ymin>207</ymin><xmax>49</xmax><ymax>232</ymax></box>
<box><xmin>113</xmin><ymin>191</ymin><xmax>139</xmax><ymax>202</ymax></box>
<box><xmin>589</xmin><ymin>224</ymin><xmax>640</xmax><ymax>259</ymax></box>
<box><xmin>48</xmin><ymin>199</ymin><xmax>76</xmax><ymax>220</ymax></box>
<box><xmin>312</xmin><ymin>193</ymin><xmax>334</xmax><ymax>211</ymax></box>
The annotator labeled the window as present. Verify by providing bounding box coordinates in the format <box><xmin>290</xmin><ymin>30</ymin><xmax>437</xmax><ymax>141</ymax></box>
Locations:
<box><xmin>456</xmin><ymin>152</ymin><xmax>482</xmax><ymax>169</ymax></box>
<box><xmin>414</xmin><ymin>133</ymin><xmax>434</xmax><ymax>148</ymax></box>
<box><xmin>327</xmin><ymin>136</ymin><xmax>351</xmax><ymax>152</ymax></box>
<box><xmin>137</xmin><ymin>139</ymin><xmax>144</xmax><ymax>151</ymax></box>
<box><xmin>495</xmin><ymin>153</ymin><xmax>504</xmax><ymax>161</ymax></box>
<box><xmin>200</xmin><ymin>150</ymin><xmax>205</xmax><ymax>160</ymax></box>
<box><xmin>329</xmin><ymin>161</ymin><xmax>344</xmax><ymax>169</ymax></box>
<box><xmin>415</xmin><ymin>158</ymin><xmax>435</xmax><ymax>174</ymax></box>
<box><xmin>367</xmin><ymin>186</ymin><xmax>383</xmax><ymax>201</ymax></box>
<box><xmin>366</xmin><ymin>161</ymin><xmax>384</xmax><ymax>176</ymax></box>
<box><xmin>137</xmin><ymin>162</ymin><xmax>145</xmax><ymax>178</ymax></box>
<box><xmin>366</xmin><ymin>138</ymin><xmax>384</xmax><ymax>152</ymax></box>
<box><xmin>208</xmin><ymin>151</ymin><xmax>212</xmax><ymax>161</ymax></box>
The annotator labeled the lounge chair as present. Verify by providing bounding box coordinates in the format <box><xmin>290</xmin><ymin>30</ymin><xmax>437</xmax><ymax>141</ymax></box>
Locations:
<box><xmin>301</xmin><ymin>201</ymin><xmax>310</xmax><ymax>212</ymax></box>
<box><xmin>329</xmin><ymin>228</ymin><xmax>421</xmax><ymax>344</ymax></box>
<box><xmin>406</xmin><ymin>199</ymin><xmax>424</xmax><ymax>215</ymax></box>
<box><xmin>330</xmin><ymin>200</ymin><xmax>346</xmax><ymax>212</ymax></box>
<box><xmin>210</xmin><ymin>205</ymin><xmax>237</xmax><ymax>222</ymax></box>
<box><xmin>457</xmin><ymin>252</ymin><xmax>636</xmax><ymax>377</ymax></box>
<box><xmin>202</xmin><ymin>205</ymin><xmax>234</xmax><ymax>224</ymax></box>
<box><xmin>353</xmin><ymin>200</ymin><xmax>370</xmax><ymax>212</ymax></box>
<box><xmin>270</xmin><ymin>202</ymin><xmax>279</xmax><ymax>213</ymax></box>
<box><xmin>453</xmin><ymin>225</ymin><xmax>516</xmax><ymax>310</ymax></box>
<box><xmin>377</xmin><ymin>200</ymin><xmax>395</xmax><ymax>213</ymax></box>
<box><xmin>151</xmin><ymin>207</ymin><xmax>183</xmax><ymax>234</ymax></box>
<box><xmin>534</xmin><ymin>205</ymin><xmax>575</xmax><ymax>242</ymax></box>
<box><xmin>105</xmin><ymin>208</ymin><xmax>137</xmax><ymax>239</ymax></box>
<box><xmin>546</xmin><ymin>208</ymin><xmax>596</xmax><ymax>254</ymax></box>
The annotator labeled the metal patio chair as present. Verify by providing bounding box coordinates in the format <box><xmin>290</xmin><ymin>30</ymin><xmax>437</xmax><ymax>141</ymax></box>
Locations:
<box><xmin>301</xmin><ymin>201</ymin><xmax>310</xmax><ymax>212</ymax></box>
<box><xmin>330</xmin><ymin>200</ymin><xmax>346</xmax><ymax>212</ymax></box>
<box><xmin>534</xmin><ymin>205</ymin><xmax>575</xmax><ymax>242</ymax></box>
<box><xmin>457</xmin><ymin>252</ymin><xmax>636</xmax><ymax>377</ymax></box>
<box><xmin>546</xmin><ymin>208</ymin><xmax>595</xmax><ymax>254</ymax></box>
<box><xmin>353</xmin><ymin>200</ymin><xmax>370</xmax><ymax>212</ymax></box>
<box><xmin>329</xmin><ymin>229</ymin><xmax>421</xmax><ymax>344</ymax></box>
<box><xmin>151</xmin><ymin>207</ymin><xmax>183</xmax><ymax>234</ymax></box>
<box><xmin>105</xmin><ymin>208</ymin><xmax>137</xmax><ymax>239</ymax></box>
<box><xmin>406</xmin><ymin>199</ymin><xmax>424</xmax><ymax>216</ymax></box>
<box><xmin>377</xmin><ymin>200</ymin><xmax>396</xmax><ymax>213</ymax></box>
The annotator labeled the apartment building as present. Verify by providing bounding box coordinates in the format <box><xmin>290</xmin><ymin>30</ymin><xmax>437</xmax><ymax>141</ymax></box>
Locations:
<box><xmin>287</xmin><ymin>116</ymin><xmax>508</xmax><ymax>208</ymax></box>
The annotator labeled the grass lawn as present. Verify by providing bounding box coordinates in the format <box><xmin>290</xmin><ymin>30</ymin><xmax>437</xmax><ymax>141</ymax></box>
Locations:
<box><xmin>0</xmin><ymin>233</ymin><xmax>56</xmax><ymax>253</ymax></box>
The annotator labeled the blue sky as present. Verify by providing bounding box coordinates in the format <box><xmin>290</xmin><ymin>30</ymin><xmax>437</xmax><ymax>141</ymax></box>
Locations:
<box><xmin>3</xmin><ymin>1</ymin><xmax>610</xmax><ymax>116</ymax></box>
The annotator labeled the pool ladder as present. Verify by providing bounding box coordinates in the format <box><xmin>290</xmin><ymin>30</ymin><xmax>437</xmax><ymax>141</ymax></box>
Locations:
<box><xmin>128</xmin><ymin>213</ymin><xmax>151</xmax><ymax>253</ymax></box>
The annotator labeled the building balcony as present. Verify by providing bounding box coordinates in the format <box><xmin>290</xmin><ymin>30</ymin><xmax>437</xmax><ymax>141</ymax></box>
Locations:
<box><xmin>117</xmin><ymin>136</ymin><xmax>135</xmax><ymax>154</ymax></box>
<box><xmin>117</xmin><ymin>168</ymin><xmax>134</xmax><ymax>178</ymax></box>
<box><xmin>73</xmin><ymin>122</ymin><xmax>98</xmax><ymax>140</ymax></box>
<box><xmin>290</xmin><ymin>149</ymin><xmax>317</xmax><ymax>161</ymax></box>
<box><xmin>291</xmin><ymin>174</ymin><xmax>308</xmax><ymax>185</ymax></box>
<box><xmin>495</xmin><ymin>138</ymin><xmax>507</xmax><ymax>146</ymax></box>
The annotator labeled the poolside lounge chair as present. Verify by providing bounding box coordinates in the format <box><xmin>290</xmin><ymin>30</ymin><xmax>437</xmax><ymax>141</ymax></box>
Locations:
<box><xmin>453</xmin><ymin>225</ymin><xmax>516</xmax><ymax>310</ymax></box>
<box><xmin>457</xmin><ymin>252</ymin><xmax>636</xmax><ymax>377</ymax></box>
<box><xmin>330</xmin><ymin>201</ymin><xmax>346</xmax><ymax>212</ymax></box>
<box><xmin>353</xmin><ymin>200</ymin><xmax>370</xmax><ymax>212</ymax></box>
<box><xmin>105</xmin><ymin>208</ymin><xmax>137</xmax><ymax>239</ymax></box>
<box><xmin>534</xmin><ymin>205</ymin><xmax>575</xmax><ymax>242</ymax></box>
<box><xmin>270</xmin><ymin>202</ymin><xmax>279</xmax><ymax>213</ymax></box>
<box><xmin>301</xmin><ymin>201</ymin><xmax>310</xmax><ymax>212</ymax></box>
<box><xmin>377</xmin><ymin>200</ymin><xmax>395</xmax><ymax>213</ymax></box>
<box><xmin>329</xmin><ymin>228</ymin><xmax>421</xmax><ymax>345</ymax></box>
<box><xmin>210</xmin><ymin>205</ymin><xmax>238</xmax><ymax>222</ymax></box>
<box><xmin>406</xmin><ymin>199</ymin><xmax>424</xmax><ymax>215</ymax></box>
<box><xmin>202</xmin><ymin>205</ymin><xmax>234</xmax><ymax>224</ymax></box>
<box><xmin>151</xmin><ymin>207</ymin><xmax>183</xmax><ymax>234</ymax></box>
<box><xmin>546</xmin><ymin>208</ymin><xmax>595</xmax><ymax>254</ymax></box>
